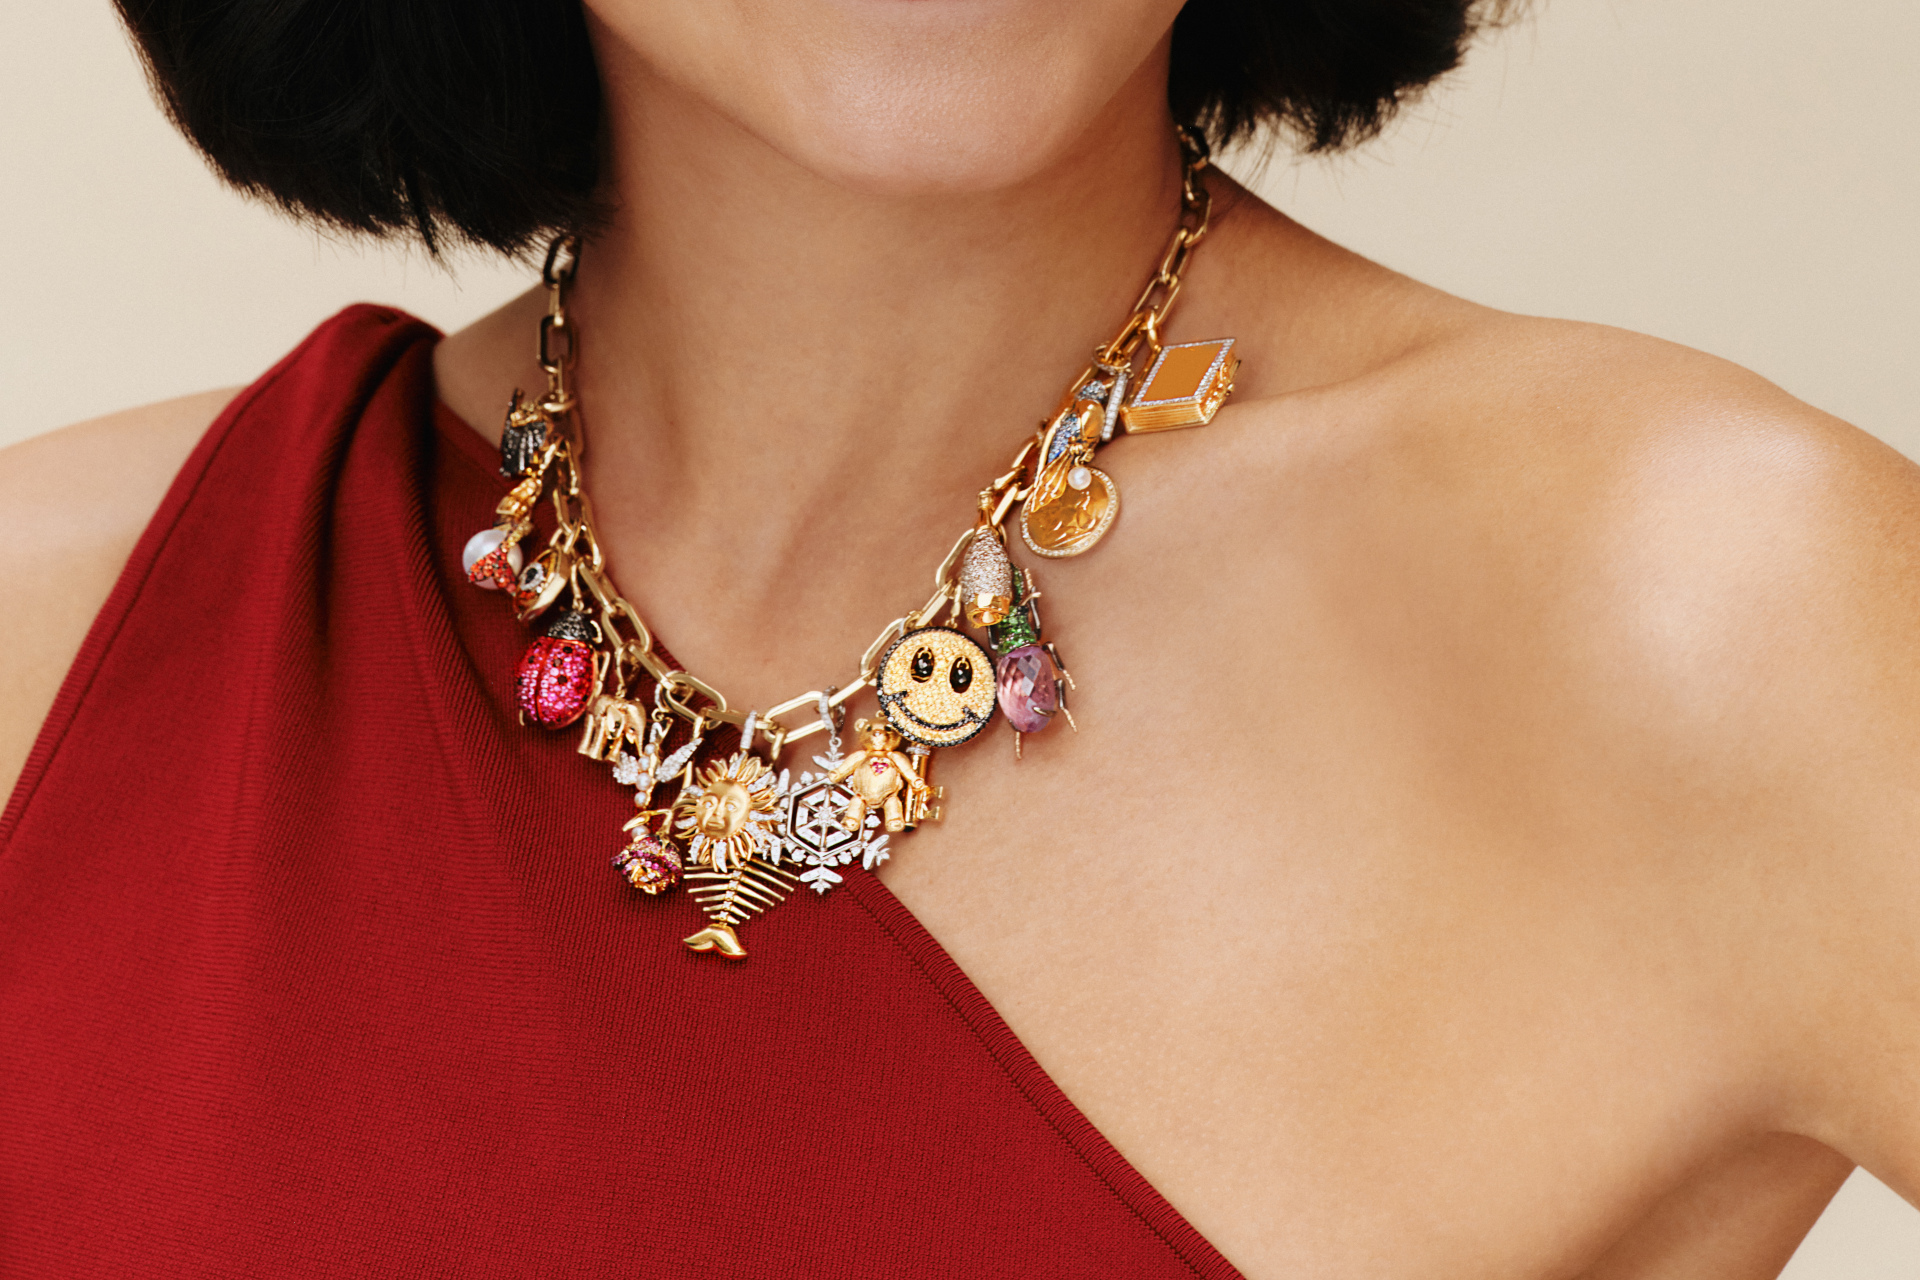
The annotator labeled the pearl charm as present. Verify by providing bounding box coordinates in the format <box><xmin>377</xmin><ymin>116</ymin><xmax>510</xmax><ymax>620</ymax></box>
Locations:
<box><xmin>1066</xmin><ymin>465</ymin><xmax>1092</xmax><ymax>491</ymax></box>
<box><xmin>462</xmin><ymin>526</ymin><xmax>524</xmax><ymax>591</ymax></box>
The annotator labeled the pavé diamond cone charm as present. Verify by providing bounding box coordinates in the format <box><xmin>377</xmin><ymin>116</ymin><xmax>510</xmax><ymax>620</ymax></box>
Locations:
<box><xmin>958</xmin><ymin>525</ymin><xmax>1016</xmax><ymax>626</ymax></box>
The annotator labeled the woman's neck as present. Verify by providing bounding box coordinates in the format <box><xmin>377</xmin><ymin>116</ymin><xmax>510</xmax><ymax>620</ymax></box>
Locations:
<box><xmin>438</xmin><ymin>40</ymin><xmax>1221</xmax><ymax>701</ymax></box>
<box><xmin>576</xmin><ymin>46</ymin><xmax>1185</xmax><ymax>528</ymax></box>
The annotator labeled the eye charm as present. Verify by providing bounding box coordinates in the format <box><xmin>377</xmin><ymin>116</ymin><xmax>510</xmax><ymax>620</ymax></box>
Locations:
<box><xmin>875</xmin><ymin>626</ymin><xmax>997</xmax><ymax>748</ymax></box>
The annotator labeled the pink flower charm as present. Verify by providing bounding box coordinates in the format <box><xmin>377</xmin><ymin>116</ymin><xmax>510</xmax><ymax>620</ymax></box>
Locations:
<box><xmin>614</xmin><ymin>830</ymin><xmax>682</xmax><ymax>895</ymax></box>
<box><xmin>515</xmin><ymin>612</ymin><xmax>597</xmax><ymax>728</ymax></box>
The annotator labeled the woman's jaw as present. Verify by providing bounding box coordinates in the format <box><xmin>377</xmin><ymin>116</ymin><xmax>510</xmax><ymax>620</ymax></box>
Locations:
<box><xmin>584</xmin><ymin>0</ymin><xmax>1189</xmax><ymax>196</ymax></box>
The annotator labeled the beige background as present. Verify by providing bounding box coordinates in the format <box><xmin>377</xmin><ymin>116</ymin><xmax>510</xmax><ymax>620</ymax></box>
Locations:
<box><xmin>4</xmin><ymin>1</ymin><xmax>1916</xmax><ymax>1271</ymax></box>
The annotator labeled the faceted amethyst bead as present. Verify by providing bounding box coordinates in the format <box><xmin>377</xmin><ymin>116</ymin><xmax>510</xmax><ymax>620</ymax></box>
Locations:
<box><xmin>995</xmin><ymin>645</ymin><xmax>1060</xmax><ymax>733</ymax></box>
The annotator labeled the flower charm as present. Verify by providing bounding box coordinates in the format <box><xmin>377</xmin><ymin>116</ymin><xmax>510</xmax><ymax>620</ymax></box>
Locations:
<box><xmin>613</xmin><ymin>824</ymin><xmax>682</xmax><ymax>895</ymax></box>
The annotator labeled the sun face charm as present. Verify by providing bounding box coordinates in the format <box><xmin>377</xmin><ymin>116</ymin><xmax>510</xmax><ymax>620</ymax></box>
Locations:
<box><xmin>875</xmin><ymin>626</ymin><xmax>998</xmax><ymax>748</ymax></box>
<box><xmin>670</xmin><ymin>752</ymin><xmax>785</xmax><ymax>874</ymax></box>
<box><xmin>670</xmin><ymin>751</ymin><xmax>799</xmax><ymax>960</ymax></box>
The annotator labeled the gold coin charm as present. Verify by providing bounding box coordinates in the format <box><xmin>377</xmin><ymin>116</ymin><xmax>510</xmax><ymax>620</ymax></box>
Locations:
<box><xmin>875</xmin><ymin>627</ymin><xmax>998</xmax><ymax>747</ymax></box>
<box><xmin>1020</xmin><ymin>385</ymin><xmax>1120</xmax><ymax>559</ymax></box>
<box><xmin>1019</xmin><ymin>464</ymin><xmax>1119</xmax><ymax>558</ymax></box>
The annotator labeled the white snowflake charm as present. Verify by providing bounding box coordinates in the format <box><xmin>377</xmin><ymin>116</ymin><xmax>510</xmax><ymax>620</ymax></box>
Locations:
<box><xmin>758</xmin><ymin>693</ymin><xmax>886</xmax><ymax>893</ymax></box>
<box><xmin>780</xmin><ymin>743</ymin><xmax>891</xmax><ymax>894</ymax></box>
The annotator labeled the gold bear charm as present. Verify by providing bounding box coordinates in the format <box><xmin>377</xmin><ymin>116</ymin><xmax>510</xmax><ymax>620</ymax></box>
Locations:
<box><xmin>825</xmin><ymin>719</ymin><xmax>930</xmax><ymax>834</ymax></box>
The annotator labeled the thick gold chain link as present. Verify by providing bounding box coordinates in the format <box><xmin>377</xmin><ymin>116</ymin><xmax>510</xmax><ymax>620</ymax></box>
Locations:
<box><xmin>519</xmin><ymin>132</ymin><xmax>1213</xmax><ymax>754</ymax></box>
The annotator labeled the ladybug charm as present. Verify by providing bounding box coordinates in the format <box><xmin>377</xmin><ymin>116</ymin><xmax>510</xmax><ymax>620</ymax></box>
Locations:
<box><xmin>516</xmin><ymin>611</ymin><xmax>599</xmax><ymax>728</ymax></box>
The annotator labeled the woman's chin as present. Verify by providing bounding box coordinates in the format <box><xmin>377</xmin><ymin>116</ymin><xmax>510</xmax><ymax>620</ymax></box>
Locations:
<box><xmin>589</xmin><ymin>0</ymin><xmax>1177</xmax><ymax>199</ymax></box>
<box><xmin>759</xmin><ymin>101</ymin><xmax>1102</xmax><ymax>198</ymax></box>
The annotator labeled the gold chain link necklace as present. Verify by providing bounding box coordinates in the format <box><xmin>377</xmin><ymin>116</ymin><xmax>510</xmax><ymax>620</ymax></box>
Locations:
<box><xmin>461</xmin><ymin>131</ymin><xmax>1239</xmax><ymax>959</ymax></box>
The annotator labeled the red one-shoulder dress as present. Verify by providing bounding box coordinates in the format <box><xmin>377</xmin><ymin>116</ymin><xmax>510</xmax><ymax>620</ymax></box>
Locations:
<box><xmin>0</xmin><ymin>307</ymin><xmax>1242</xmax><ymax>1278</ymax></box>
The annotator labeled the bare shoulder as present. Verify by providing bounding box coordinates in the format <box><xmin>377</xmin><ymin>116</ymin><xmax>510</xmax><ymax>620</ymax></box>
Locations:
<box><xmin>1210</xmin><ymin>304</ymin><xmax>1920</xmax><ymax>1171</ymax></box>
<box><xmin>1377</xmin><ymin>312</ymin><xmax>1917</xmax><ymax>693</ymax></box>
<box><xmin>1230</xmin><ymin>303</ymin><xmax>1920</xmax><ymax>809</ymax></box>
<box><xmin>1211</xmin><ymin>300</ymin><xmax>1916</xmax><ymax>687</ymax></box>
<box><xmin>1425</xmin><ymin>319</ymin><xmax>1920</xmax><ymax>1186</ymax></box>
<box><xmin>0</xmin><ymin>389</ymin><xmax>237</xmax><ymax>799</ymax></box>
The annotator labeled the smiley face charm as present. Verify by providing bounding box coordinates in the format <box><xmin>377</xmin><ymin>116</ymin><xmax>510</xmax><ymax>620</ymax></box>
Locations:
<box><xmin>876</xmin><ymin>626</ymin><xmax>998</xmax><ymax>747</ymax></box>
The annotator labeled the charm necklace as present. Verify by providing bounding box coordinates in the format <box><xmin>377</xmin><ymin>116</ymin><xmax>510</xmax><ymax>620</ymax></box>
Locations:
<box><xmin>462</xmin><ymin>131</ymin><xmax>1239</xmax><ymax>959</ymax></box>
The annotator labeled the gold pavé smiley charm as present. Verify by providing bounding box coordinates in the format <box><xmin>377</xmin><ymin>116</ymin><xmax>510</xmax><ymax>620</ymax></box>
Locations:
<box><xmin>875</xmin><ymin>627</ymin><xmax>998</xmax><ymax>748</ymax></box>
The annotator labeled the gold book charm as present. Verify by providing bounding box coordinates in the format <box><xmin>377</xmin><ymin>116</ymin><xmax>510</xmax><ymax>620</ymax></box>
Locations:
<box><xmin>1121</xmin><ymin>338</ymin><xmax>1238</xmax><ymax>432</ymax></box>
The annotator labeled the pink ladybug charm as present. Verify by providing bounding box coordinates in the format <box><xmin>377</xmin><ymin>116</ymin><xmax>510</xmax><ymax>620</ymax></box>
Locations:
<box><xmin>515</xmin><ymin>611</ymin><xmax>598</xmax><ymax>728</ymax></box>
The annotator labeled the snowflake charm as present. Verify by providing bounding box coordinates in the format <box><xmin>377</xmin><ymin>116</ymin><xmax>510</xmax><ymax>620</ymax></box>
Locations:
<box><xmin>780</xmin><ymin>745</ymin><xmax>890</xmax><ymax>894</ymax></box>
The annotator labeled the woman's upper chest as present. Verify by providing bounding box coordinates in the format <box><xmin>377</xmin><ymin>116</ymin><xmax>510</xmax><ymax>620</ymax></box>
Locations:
<box><xmin>880</xmin><ymin>680</ymin><xmax>1781</xmax><ymax>1274</ymax></box>
<box><xmin>874</xmin><ymin>398</ymin><xmax>1820</xmax><ymax>1274</ymax></box>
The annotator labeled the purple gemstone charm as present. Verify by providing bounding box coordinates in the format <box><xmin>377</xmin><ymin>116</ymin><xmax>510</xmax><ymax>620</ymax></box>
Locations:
<box><xmin>995</xmin><ymin>645</ymin><xmax>1060</xmax><ymax>733</ymax></box>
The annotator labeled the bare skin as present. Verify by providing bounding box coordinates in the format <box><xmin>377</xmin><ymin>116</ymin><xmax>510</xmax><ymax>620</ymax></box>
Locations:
<box><xmin>5</xmin><ymin>2</ymin><xmax>1918</xmax><ymax>1276</ymax></box>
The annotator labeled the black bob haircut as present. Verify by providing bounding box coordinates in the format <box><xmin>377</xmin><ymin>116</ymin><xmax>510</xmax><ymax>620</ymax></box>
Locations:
<box><xmin>117</xmin><ymin>0</ymin><xmax>1509</xmax><ymax>257</ymax></box>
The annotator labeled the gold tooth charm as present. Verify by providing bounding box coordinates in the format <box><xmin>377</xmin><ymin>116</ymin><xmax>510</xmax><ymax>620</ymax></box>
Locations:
<box><xmin>1121</xmin><ymin>338</ymin><xmax>1238</xmax><ymax>433</ymax></box>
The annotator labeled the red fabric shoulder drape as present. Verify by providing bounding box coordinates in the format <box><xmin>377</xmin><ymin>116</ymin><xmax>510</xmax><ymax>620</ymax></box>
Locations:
<box><xmin>0</xmin><ymin>307</ymin><xmax>1243</xmax><ymax>1278</ymax></box>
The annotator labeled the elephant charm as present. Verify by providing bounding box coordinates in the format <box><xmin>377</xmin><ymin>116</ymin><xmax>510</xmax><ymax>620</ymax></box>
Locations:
<box><xmin>577</xmin><ymin>693</ymin><xmax>650</xmax><ymax>762</ymax></box>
